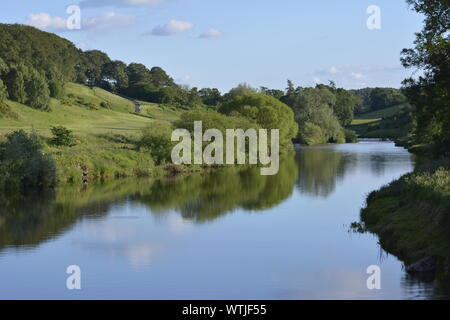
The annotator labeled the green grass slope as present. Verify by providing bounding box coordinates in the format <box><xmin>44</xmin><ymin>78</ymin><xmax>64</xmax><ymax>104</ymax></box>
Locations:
<box><xmin>0</xmin><ymin>83</ymin><xmax>184</xmax><ymax>184</ymax></box>
<box><xmin>350</xmin><ymin>103</ymin><xmax>413</xmax><ymax>139</ymax></box>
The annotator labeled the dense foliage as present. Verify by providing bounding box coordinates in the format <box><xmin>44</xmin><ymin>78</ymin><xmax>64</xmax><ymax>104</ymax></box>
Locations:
<box><xmin>50</xmin><ymin>126</ymin><xmax>77</xmax><ymax>147</ymax></box>
<box><xmin>401</xmin><ymin>0</ymin><xmax>450</xmax><ymax>156</ymax></box>
<box><xmin>219</xmin><ymin>93</ymin><xmax>298</xmax><ymax>148</ymax></box>
<box><xmin>277</xmin><ymin>82</ymin><xmax>359</xmax><ymax>145</ymax></box>
<box><xmin>351</xmin><ymin>87</ymin><xmax>407</xmax><ymax>114</ymax></box>
<box><xmin>0</xmin><ymin>130</ymin><xmax>56</xmax><ymax>191</ymax></box>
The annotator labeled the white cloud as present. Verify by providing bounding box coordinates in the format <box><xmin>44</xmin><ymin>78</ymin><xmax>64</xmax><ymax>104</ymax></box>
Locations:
<box><xmin>147</xmin><ymin>19</ymin><xmax>194</xmax><ymax>36</ymax></box>
<box><xmin>83</xmin><ymin>12</ymin><xmax>136</xmax><ymax>32</ymax></box>
<box><xmin>176</xmin><ymin>75</ymin><xmax>192</xmax><ymax>83</ymax></box>
<box><xmin>199</xmin><ymin>29</ymin><xmax>223</xmax><ymax>39</ymax></box>
<box><xmin>25</xmin><ymin>11</ymin><xmax>136</xmax><ymax>33</ymax></box>
<box><xmin>25</xmin><ymin>13</ymin><xmax>67</xmax><ymax>31</ymax></box>
<box><xmin>80</xmin><ymin>0</ymin><xmax>171</xmax><ymax>8</ymax></box>
<box><xmin>314</xmin><ymin>64</ymin><xmax>407</xmax><ymax>89</ymax></box>
<box><xmin>313</xmin><ymin>77</ymin><xmax>321</xmax><ymax>84</ymax></box>
<box><xmin>350</xmin><ymin>72</ymin><xmax>365</xmax><ymax>80</ymax></box>
<box><xmin>329</xmin><ymin>66</ymin><xmax>338</xmax><ymax>74</ymax></box>
<box><xmin>77</xmin><ymin>42</ymin><xmax>90</xmax><ymax>50</ymax></box>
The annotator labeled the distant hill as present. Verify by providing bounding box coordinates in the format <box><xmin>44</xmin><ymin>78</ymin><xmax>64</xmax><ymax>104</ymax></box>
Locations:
<box><xmin>351</xmin><ymin>87</ymin><xmax>407</xmax><ymax>115</ymax></box>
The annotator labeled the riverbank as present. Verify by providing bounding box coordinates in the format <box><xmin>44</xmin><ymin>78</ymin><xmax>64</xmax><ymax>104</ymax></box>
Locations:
<box><xmin>358</xmin><ymin>156</ymin><xmax>450</xmax><ymax>283</ymax></box>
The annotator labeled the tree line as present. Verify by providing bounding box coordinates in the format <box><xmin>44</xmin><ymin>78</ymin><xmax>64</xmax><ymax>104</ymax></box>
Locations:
<box><xmin>4</xmin><ymin>22</ymin><xmax>423</xmax><ymax>150</ymax></box>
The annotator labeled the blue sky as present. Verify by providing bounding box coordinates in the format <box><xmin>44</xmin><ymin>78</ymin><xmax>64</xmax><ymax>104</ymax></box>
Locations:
<box><xmin>0</xmin><ymin>0</ymin><xmax>424</xmax><ymax>92</ymax></box>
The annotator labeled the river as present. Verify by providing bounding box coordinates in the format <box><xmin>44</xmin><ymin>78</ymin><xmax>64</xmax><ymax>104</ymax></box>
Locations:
<box><xmin>1</xmin><ymin>140</ymin><xmax>447</xmax><ymax>299</ymax></box>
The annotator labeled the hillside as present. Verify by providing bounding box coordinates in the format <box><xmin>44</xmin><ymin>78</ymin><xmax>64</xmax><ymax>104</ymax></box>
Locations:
<box><xmin>350</xmin><ymin>103</ymin><xmax>413</xmax><ymax>139</ymax></box>
<box><xmin>0</xmin><ymin>83</ymin><xmax>185</xmax><ymax>184</ymax></box>
<box><xmin>0</xmin><ymin>83</ymin><xmax>179</xmax><ymax>135</ymax></box>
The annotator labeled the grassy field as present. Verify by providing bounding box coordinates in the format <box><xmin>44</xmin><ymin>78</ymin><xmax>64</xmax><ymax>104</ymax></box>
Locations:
<box><xmin>350</xmin><ymin>103</ymin><xmax>412</xmax><ymax>139</ymax></box>
<box><xmin>0</xmin><ymin>83</ymin><xmax>180</xmax><ymax>136</ymax></box>
<box><xmin>0</xmin><ymin>83</ymin><xmax>185</xmax><ymax>184</ymax></box>
<box><xmin>355</xmin><ymin>103</ymin><xmax>409</xmax><ymax>120</ymax></box>
<box><xmin>351</xmin><ymin>118</ymin><xmax>381</xmax><ymax>125</ymax></box>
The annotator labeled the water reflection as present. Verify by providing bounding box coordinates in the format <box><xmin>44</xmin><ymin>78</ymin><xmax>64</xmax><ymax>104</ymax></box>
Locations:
<box><xmin>0</xmin><ymin>141</ymin><xmax>448</xmax><ymax>299</ymax></box>
<box><xmin>295</xmin><ymin>146</ymin><xmax>353</xmax><ymax>197</ymax></box>
<box><xmin>0</xmin><ymin>155</ymin><xmax>298</xmax><ymax>251</ymax></box>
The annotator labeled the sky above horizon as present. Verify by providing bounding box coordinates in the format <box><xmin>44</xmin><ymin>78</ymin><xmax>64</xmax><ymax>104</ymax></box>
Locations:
<box><xmin>0</xmin><ymin>0</ymin><xmax>424</xmax><ymax>92</ymax></box>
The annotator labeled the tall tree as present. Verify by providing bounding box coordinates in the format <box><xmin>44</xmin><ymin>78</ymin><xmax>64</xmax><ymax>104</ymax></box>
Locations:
<box><xmin>25</xmin><ymin>68</ymin><xmax>50</xmax><ymax>111</ymax></box>
<box><xmin>4</xmin><ymin>65</ymin><xmax>28</xmax><ymax>104</ymax></box>
<box><xmin>401</xmin><ymin>0</ymin><xmax>450</xmax><ymax>155</ymax></box>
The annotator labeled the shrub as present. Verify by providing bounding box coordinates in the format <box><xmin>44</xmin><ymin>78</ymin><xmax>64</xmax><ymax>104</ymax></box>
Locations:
<box><xmin>298</xmin><ymin>122</ymin><xmax>327</xmax><ymax>145</ymax></box>
<box><xmin>100</xmin><ymin>101</ymin><xmax>111</xmax><ymax>109</ymax></box>
<box><xmin>220</xmin><ymin>93</ymin><xmax>298</xmax><ymax>148</ymax></box>
<box><xmin>0</xmin><ymin>130</ymin><xmax>56</xmax><ymax>191</ymax></box>
<box><xmin>344</xmin><ymin>129</ymin><xmax>358</xmax><ymax>143</ymax></box>
<box><xmin>139</xmin><ymin>123</ymin><xmax>174</xmax><ymax>165</ymax></box>
<box><xmin>50</xmin><ymin>126</ymin><xmax>77</xmax><ymax>147</ymax></box>
<box><xmin>0</xmin><ymin>102</ymin><xmax>18</xmax><ymax>119</ymax></box>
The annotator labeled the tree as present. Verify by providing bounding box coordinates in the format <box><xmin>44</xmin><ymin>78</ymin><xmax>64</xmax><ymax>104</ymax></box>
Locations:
<box><xmin>4</xmin><ymin>64</ymin><xmax>28</xmax><ymax>104</ymax></box>
<box><xmin>0</xmin><ymin>130</ymin><xmax>56</xmax><ymax>191</ymax></box>
<box><xmin>126</xmin><ymin>63</ymin><xmax>152</xmax><ymax>86</ymax></box>
<box><xmin>149</xmin><ymin>66</ymin><xmax>175</xmax><ymax>88</ymax></box>
<box><xmin>47</xmin><ymin>67</ymin><xmax>65</xmax><ymax>99</ymax></box>
<box><xmin>0</xmin><ymin>58</ymin><xmax>8</xmax><ymax>102</ymax></box>
<box><xmin>334</xmin><ymin>88</ymin><xmax>359</xmax><ymax>126</ymax></box>
<box><xmin>260</xmin><ymin>87</ymin><xmax>285</xmax><ymax>100</ymax></box>
<box><xmin>82</xmin><ymin>50</ymin><xmax>111</xmax><ymax>87</ymax></box>
<box><xmin>25</xmin><ymin>68</ymin><xmax>50</xmax><ymax>111</ymax></box>
<box><xmin>101</xmin><ymin>60</ymin><xmax>129</xmax><ymax>92</ymax></box>
<box><xmin>220</xmin><ymin>93</ymin><xmax>298</xmax><ymax>148</ymax></box>
<box><xmin>292</xmin><ymin>87</ymin><xmax>345</xmax><ymax>144</ymax></box>
<box><xmin>401</xmin><ymin>0</ymin><xmax>450</xmax><ymax>155</ymax></box>
<box><xmin>199</xmin><ymin>88</ymin><xmax>222</xmax><ymax>106</ymax></box>
<box><xmin>222</xmin><ymin>83</ymin><xmax>257</xmax><ymax>101</ymax></box>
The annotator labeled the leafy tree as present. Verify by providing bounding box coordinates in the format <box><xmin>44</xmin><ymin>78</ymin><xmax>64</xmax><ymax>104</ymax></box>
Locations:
<box><xmin>0</xmin><ymin>80</ymin><xmax>7</xmax><ymax>102</ymax></box>
<box><xmin>126</xmin><ymin>63</ymin><xmax>152</xmax><ymax>85</ymax></box>
<box><xmin>25</xmin><ymin>68</ymin><xmax>50</xmax><ymax>111</ymax></box>
<box><xmin>334</xmin><ymin>88</ymin><xmax>359</xmax><ymax>126</ymax></box>
<box><xmin>401</xmin><ymin>0</ymin><xmax>450</xmax><ymax>155</ymax></box>
<box><xmin>0</xmin><ymin>59</ymin><xmax>8</xmax><ymax>101</ymax></box>
<box><xmin>139</xmin><ymin>123</ymin><xmax>174</xmax><ymax>165</ymax></box>
<box><xmin>101</xmin><ymin>60</ymin><xmax>129</xmax><ymax>92</ymax></box>
<box><xmin>149</xmin><ymin>67</ymin><xmax>175</xmax><ymax>88</ymax></box>
<box><xmin>199</xmin><ymin>88</ymin><xmax>222</xmax><ymax>106</ymax></box>
<box><xmin>0</xmin><ymin>130</ymin><xmax>56</xmax><ymax>191</ymax></box>
<box><xmin>260</xmin><ymin>87</ymin><xmax>285</xmax><ymax>100</ymax></box>
<box><xmin>50</xmin><ymin>126</ymin><xmax>77</xmax><ymax>147</ymax></box>
<box><xmin>0</xmin><ymin>24</ymin><xmax>80</xmax><ymax>82</ymax></box>
<box><xmin>222</xmin><ymin>83</ymin><xmax>257</xmax><ymax>101</ymax></box>
<box><xmin>4</xmin><ymin>64</ymin><xmax>28</xmax><ymax>104</ymax></box>
<box><xmin>46</xmin><ymin>67</ymin><xmax>65</xmax><ymax>99</ymax></box>
<box><xmin>220</xmin><ymin>93</ymin><xmax>298</xmax><ymax>148</ymax></box>
<box><xmin>292</xmin><ymin>86</ymin><xmax>344</xmax><ymax>144</ymax></box>
<box><xmin>82</xmin><ymin>50</ymin><xmax>111</xmax><ymax>87</ymax></box>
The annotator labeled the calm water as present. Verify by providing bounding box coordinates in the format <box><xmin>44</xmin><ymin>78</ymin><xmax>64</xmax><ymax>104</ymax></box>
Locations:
<box><xmin>0</xmin><ymin>141</ymin><xmax>447</xmax><ymax>299</ymax></box>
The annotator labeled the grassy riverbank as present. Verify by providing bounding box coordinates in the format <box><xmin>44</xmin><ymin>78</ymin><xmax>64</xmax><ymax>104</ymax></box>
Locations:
<box><xmin>0</xmin><ymin>83</ymin><xmax>203</xmax><ymax>185</ymax></box>
<box><xmin>358</xmin><ymin>158</ymin><xmax>450</xmax><ymax>279</ymax></box>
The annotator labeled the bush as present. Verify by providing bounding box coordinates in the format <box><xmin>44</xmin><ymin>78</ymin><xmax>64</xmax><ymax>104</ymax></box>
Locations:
<box><xmin>220</xmin><ymin>93</ymin><xmax>298</xmax><ymax>148</ymax></box>
<box><xmin>50</xmin><ymin>126</ymin><xmax>77</xmax><ymax>147</ymax></box>
<box><xmin>100</xmin><ymin>101</ymin><xmax>111</xmax><ymax>109</ymax></box>
<box><xmin>139</xmin><ymin>123</ymin><xmax>174</xmax><ymax>165</ymax></box>
<box><xmin>344</xmin><ymin>129</ymin><xmax>358</xmax><ymax>143</ymax></box>
<box><xmin>0</xmin><ymin>130</ymin><xmax>56</xmax><ymax>191</ymax></box>
<box><xmin>298</xmin><ymin>122</ymin><xmax>327</xmax><ymax>145</ymax></box>
<box><xmin>0</xmin><ymin>102</ymin><xmax>18</xmax><ymax>119</ymax></box>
